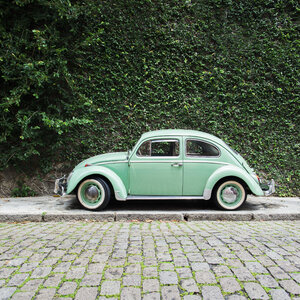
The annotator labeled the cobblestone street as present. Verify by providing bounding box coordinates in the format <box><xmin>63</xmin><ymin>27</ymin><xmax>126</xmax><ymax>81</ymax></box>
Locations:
<box><xmin>0</xmin><ymin>221</ymin><xmax>299</xmax><ymax>300</ymax></box>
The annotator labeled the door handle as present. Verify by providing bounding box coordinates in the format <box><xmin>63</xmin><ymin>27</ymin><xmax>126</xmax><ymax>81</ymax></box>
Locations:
<box><xmin>171</xmin><ymin>163</ymin><xmax>183</xmax><ymax>167</ymax></box>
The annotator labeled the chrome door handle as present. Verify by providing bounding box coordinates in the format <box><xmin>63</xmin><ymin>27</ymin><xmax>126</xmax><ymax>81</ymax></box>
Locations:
<box><xmin>171</xmin><ymin>163</ymin><xmax>183</xmax><ymax>167</ymax></box>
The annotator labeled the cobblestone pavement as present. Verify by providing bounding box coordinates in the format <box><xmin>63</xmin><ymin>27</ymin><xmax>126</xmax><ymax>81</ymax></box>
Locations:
<box><xmin>0</xmin><ymin>221</ymin><xmax>299</xmax><ymax>300</ymax></box>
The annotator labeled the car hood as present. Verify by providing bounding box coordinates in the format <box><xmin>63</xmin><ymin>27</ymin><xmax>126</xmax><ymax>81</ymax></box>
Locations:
<box><xmin>74</xmin><ymin>152</ymin><xmax>128</xmax><ymax>170</ymax></box>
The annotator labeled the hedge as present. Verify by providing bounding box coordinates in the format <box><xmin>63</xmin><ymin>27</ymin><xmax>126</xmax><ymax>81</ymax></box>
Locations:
<box><xmin>0</xmin><ymin>0</ymin><xmax>299</xmax><ymax>196</ymax></box>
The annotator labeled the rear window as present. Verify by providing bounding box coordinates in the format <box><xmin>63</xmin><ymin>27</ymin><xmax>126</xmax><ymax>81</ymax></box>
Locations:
<box><xmin>186</xmin><ymin>139</ymin><xmax>219</xmax><ymax>157</ymax></box>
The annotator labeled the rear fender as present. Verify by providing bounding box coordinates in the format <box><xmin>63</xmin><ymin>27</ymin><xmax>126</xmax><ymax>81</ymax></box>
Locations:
<box><xmin>66</xmin><ymin>166</ymin><xmax>127</xmax><ymax>200</ymax></box>
<box><xmin>203</xmin><ymin>165</ymin><xmax>264</xmax><ymax>199</ymax></box>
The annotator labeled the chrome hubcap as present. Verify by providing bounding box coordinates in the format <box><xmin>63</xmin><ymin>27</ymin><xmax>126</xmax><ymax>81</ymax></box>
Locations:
<box><xmin>222</xmin><ymin>187</ymin><xmax>238</xmax><ymax>203</ymax></box>
<box><xmin>85</xmin><ymin>186</ymin><xmax>99</xmax><ymax>203</ymax></box>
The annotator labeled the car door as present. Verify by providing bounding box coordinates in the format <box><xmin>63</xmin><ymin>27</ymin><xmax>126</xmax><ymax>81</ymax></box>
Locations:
<box><xmin>183</xmin><ymin>138</ymin><xmax>223</xmax><ymax>195</ymax></box>
<box><xmin>129</xmin><ymin>137</ymin><xmax>183</xmax><ymax>195</ymax></box>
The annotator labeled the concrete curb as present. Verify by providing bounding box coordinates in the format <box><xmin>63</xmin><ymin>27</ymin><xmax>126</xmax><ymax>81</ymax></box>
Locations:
<box><xmin>0</xmin><ymin>212</ymin><xmax>299</xmax><ymax>222</ymax></box>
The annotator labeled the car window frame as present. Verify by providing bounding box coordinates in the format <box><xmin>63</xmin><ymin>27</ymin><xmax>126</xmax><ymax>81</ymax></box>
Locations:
<box><xmin>185</xmin><ymin>138</ymin><xmax>221</xmax><ymax>158</ymax></box>
<box><xmin>136</xmin><ymin>138</ymin><xmax>181</xmax><ymax>158</ymax></box>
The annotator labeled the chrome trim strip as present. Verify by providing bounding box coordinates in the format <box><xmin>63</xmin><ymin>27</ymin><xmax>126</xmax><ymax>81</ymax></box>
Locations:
<box><xmin>126</xmin><ymin>195</ymin><xmax>206</xmax><ymax>200</ymax></box>
<box><xmin>130</xmin><ymin>160</ymin><xmax>228</xmax><ymax>165</ymax></box>
<box><xmin>130</xmin><ymin>160</ymin><xmax>183</xmax><ymax>164</ymax></box>
<box><xmin>95</xmin><ymin>161</ymin><xmax>127</xmax><ymax>165</ymax></box>
<box><xmin>183</xmin><ymin>161</ymin><xmax>229</xmax><ymax>165</ymax></box>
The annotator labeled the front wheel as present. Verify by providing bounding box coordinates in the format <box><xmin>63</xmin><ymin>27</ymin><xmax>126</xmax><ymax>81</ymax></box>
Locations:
<box><xmin>77</xmin><ymin>177</ymin><xmax>111</xmax><ymax>210</ymax></box>
<box><xmin>212</xmin><ymin>180</ymin><xmax>247</xmax><ymax>210</ymax></box>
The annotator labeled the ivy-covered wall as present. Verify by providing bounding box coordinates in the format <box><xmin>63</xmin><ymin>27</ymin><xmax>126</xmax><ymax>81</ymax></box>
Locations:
<box><xmin>0</xmin><ymin>0</ymin><xmax>299</xmax><ymax>196</ymax></box>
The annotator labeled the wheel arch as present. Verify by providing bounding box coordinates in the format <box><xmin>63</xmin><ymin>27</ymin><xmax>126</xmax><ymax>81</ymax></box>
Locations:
<box><xmin>66</xmin><ymin>166</ymin><xmax>127</xmax><ymax>200</ymax></box>
<box><xmin>203</xmin><ymin>165</ymin><xmax>264</xmax><ymax>200</ymax></box>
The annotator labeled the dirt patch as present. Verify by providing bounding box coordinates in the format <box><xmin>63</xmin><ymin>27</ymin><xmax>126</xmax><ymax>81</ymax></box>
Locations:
<box><xmin>0</xmin><ymin>165</ymin><xmax>69</xmax><ymax>197</ymax></box>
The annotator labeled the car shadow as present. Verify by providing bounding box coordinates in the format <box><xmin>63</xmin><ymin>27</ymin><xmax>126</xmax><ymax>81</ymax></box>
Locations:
<box><xmin>63</xmin><ymin>196</ymin><xmax>275</xmax><ymax>212</ymax></box>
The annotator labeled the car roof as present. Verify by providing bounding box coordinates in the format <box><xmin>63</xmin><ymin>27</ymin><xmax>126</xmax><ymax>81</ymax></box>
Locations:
<box><xmin>140</xmin><ymin>129</ymin><xmax>226</xmax><ymax>145</ymax></box>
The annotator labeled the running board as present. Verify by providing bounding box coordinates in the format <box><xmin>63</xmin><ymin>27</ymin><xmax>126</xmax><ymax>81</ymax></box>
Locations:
<box><xmin>126</xmin><ymin>196</ymin><xmax>205</xmax><ymax>200</ymax></box>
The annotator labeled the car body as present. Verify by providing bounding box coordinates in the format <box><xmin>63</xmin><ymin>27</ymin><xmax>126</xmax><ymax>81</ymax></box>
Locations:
<box><xmin>54</xmin><ymin>129</ymin><xmax>275</xmax><ymax>210</ymax></box>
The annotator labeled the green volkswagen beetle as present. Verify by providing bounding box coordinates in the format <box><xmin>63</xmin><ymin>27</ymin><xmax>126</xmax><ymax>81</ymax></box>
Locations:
<box><xmin>54</xmin><ymin>130</ymin><xmax>275</xmax><ymax>210</ymax></box>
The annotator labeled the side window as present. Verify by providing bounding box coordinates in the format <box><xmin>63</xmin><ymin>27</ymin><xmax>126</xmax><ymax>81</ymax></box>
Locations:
<box><xmin>137</xmin><ymin>139</ymin><xmax>179</xmax><ymax>157</ymax></box>
<box><xmin>186</xmin><ymin>140</ymin><xmax>219</xmax><ymax>157</ymax></box>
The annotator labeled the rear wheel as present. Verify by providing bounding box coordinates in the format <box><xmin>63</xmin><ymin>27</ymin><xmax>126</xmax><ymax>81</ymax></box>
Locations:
<box><xmin>212</xmin><ymin>180</ymin><xmax>247</xmax><ymax>210</ymax></box>
<box><xmin>77</xmin><ymin>177</ymin><xmax>111</xmax><ymax>210</ymax></box>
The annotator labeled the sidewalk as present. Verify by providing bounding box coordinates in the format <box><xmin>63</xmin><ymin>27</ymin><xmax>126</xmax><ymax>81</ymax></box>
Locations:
<box><xmin>0</xmin><ymin>196</ymin><xmax>299</xmax><ymax>222</ymax></box>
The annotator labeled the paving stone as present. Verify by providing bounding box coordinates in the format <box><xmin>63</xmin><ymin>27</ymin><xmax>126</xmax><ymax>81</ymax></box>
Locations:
<box><xmin>232</xmin><ymin>267</ymin><xmax>255</xmax><ymax>281</ymax></box>
<box><xmin>31</xmin><ymin>267</ymin><xmax>52</xmax><ymax>278</ymax></box>
<box><xmin>75</xmin><ymin>287</ymin><xmax>98</xmax><ymax>300</ymax></box>
<box><xmin>142</xmin><ymin>292</ymin><xmax>160</xmax><ymax>300</ymax></box>
<box><xmin>105</xmin><ymin>267</ymin><xmax>124</xmax><ymax>279</ymax></box>
<box><xmin>269</xmin><ymin>288</ymin><xmax>291</xmax><ymax>300</ymax></box>
<box><xmin>290</xmin><ymin>272</ymin><xmax>300</xmax><ymax>283</ymax></box>
<box><xmin>226</xmin><ymin>259</ymin><xmax>244</xmax><ymax>268</ymax></box>
<box><xmin>80</xmin><ymin>273</ymin><xmax>102</xmax><ymax>286</ymax></box>
<box><xmin>58</xmin><ymin>281</ymin><xmax>77</xmax><ymax>295</ymax></box>
<box><xmin>161</xmin><ymin>285</ymin><xmax>181</xmax><ymax>300</ymax></box>
<box><xmin>35</xmin><ymin>288</ymin><xmax>56</xmax><ymax>300</ymax></box>
<box><xmin>100</xmin><ymin>280</ymin><xmax>121</xmax><ymax>295</ymax></box>
<box><xmin>177</xmin><ymin>267</ymin><xmax>193</xmax><ymax>278</ymax></box>
<box><xmin>256</xmin><ymin>255</ymin><xmax>275</xmax><ymax>267</ymax></box>
<box><xmin>202</xmin><ymin>285</ymin><xmax>224</xmax><ymax>300</ymax></box>
<box><xmin>256</xmin><ymin>274</ymin><xmax>278</xmax><ymax>287</ymax></box>
<box><xmin>10</xmin><ymin>291</ymin><xmax>35</xmax><ymax>300</ymax></box>
<box><xmin>195</xmin><ymin>271</ymin><xmax>216</xmax><ymax>284</ymax></box>
<box><xmin>87</xmin><ymin>263</ymin><xmax>105</xmax><ymax>274</ymax></box>
<box><xmin>0</xmin><ymin>287</ymin><xmax>17</xmax><ymax>299</ymax></box>
<box><xmin>21</xmin><ymin>279</ymin><xmax>43</xmax><ymax>291</ymax></box>
<box><xmin>53</xmin><ymin>261</ymin><xmax>71</xmax><ymax>272</ymax></box>
<box><xmin>183</xmin><ymin>296</ymin><xmax>202</xmax><ymax>300</ymax></box>
<box><xmin>277</xmin><ymin>260</ymin><xmax>299</xmax><ymax>272</ymax></box>
<box><xmin>143</xmin><ymin>267</ymin><xmax>158</xmax><ymax>277</ymax></box>
<box><xmin>212</xmin><ymin>265</ymin><xmax>232</xmax><ymax>277</ymax></box>
<box><xmin>7</xmin><ymin>258</ymin><xmax>26</xmax><ymax>267</ymax></box>
<box><xmin>219</xmin><ymin>277</ymin><xmax>241</xmax><ymax>293</ymax></box>
<box><xmin>121</xmin><ymin>287</ymin><xmax>141</xmax><ymax>300</ymax></box>
<box><xmin>125</xmin><ymin>264</ymin><xmax>142</xmax><ymax>274</ymax></box>
<box><xmin>244</xmin><ymin>282</ymin><xmax>269</xmax><ymax>299</ymax></box>
<box><xmin>181</xmin><ymin>278</ymin><xmax>199</xmax><ymax>293</ymax></box>
<box><xmin>227</xmin><ymin>295</ymin><xmax>247</xmax><ymax>300</ymax></box>
<box><xmin>191</xmin><ymin>262</ymin><xmax>210</xmax><ymax>271</ymax></box>
<box><xmin>0</xmin><ymin>267</ymin><xmax>17</xmax><ymax>279</ymax></box>
<box><xmin>43</xmin><ymin>274</ymin><xmax>64</xmax><ymax>287</ymax></box>
<box><xmin>279</xmin><ymin>279</ymin><xmax>300</xmax><ymax>294</ymax></box>
<box><xmin>160</xmin><ymin>263</ymin><xmax>175</xmax><ymax>271</ymax></box>
<box><xmin>66</xmin><ymin>267</ymin><xmax>86</xmax><ymax>279</ymax></box>
<box><xmin>268</xmin><ymin>266</ymin><xmax>290</xmax><ymax>279</ymax></box>
<box><xmin>245</xmin><ymin>261</ymin><xmax>268</xmax><ymax>274</ymax></box>
<box><xmin>160</xmin><ymin>271</ymin><xmax>178</xmax><ymax>284</ymax></box>
<box><xmin>122</xmin><ymin>274</ymin><xmax>141</xmax><ymax>286</ymax></box>
<box><xmin>143</xmin><ymin>279</ymin><xmax>159</xmax><ymax>293</ymax></box>
<box><xmin>7</xmin><ymin>273</ymin><xmax>29</xmax><ymax>287</ymax></box>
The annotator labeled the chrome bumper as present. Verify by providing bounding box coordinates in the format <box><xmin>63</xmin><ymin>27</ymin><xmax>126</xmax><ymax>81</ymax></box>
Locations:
<box><xmin>54</xmin><ymin>175</ymin><xmax>67</xmax><ymax>196</ymax></box>
<box><xmin>260</xmin><ymin>179</ymin><xmax>275</xmax><ymax>196</ymax></box>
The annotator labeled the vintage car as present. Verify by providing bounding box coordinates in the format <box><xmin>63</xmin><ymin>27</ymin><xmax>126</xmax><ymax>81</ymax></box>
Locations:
<box><xmin>54</xmin><ymin>129</ymin><xmax>275</xmax><ymax>210</ymax></box>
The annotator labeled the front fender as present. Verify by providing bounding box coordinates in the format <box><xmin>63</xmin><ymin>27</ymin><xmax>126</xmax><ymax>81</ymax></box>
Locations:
<box><xmin>66</xmin><ymin>166</ymin><xmax>127</xmax><ymax>200</ymax></box>
<box><xmin>203</xmin><ymin>165</ymin><xmax>264</xmax><ymax>199</ymax></box>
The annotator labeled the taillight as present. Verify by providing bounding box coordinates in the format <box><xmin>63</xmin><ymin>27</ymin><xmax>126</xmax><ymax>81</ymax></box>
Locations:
<box><xmin>256</xmin><ymin>174</ymin><xmax>261</xmax><ymax>183</ymax></box>
<box><xmin>85</xmin><ymin>164</ymin><xmax>92</xmax><ymax>167</ymax></box>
